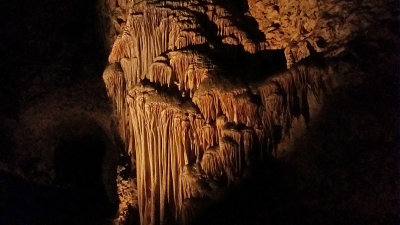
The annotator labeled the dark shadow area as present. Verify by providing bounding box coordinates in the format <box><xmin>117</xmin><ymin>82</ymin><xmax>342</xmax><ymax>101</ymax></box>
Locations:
<box><xmin>0</xmin><ymin>129</ymin><xmax>118</xmax><ymax>225</ymax></box>
<box><xmin>0</xmin><ymin>0</ymin><xmax>111</xmax><ymax>168</ymax></box>
<box><xmin>0</xmin><ymin>0</ymin><xmax>116</xmax><ymax>223</ymax></box>
<box><xmin>213</xmin><ymin>0</ymin><xmax>266</xmax><ymax>42</ymax></box>
<box><xmin>53</xmin><ymin>134</ymin><xmax>115</xmax><ymax>224</ymax></box>
<box><xmin>0</xmin><ymin>0</ymin><xmax>107</xmax><ymax>114</ymax></box>
<box><xmin>210</xmin><ymin>44</ymin><xmax>286</xmax><ymax>82</ymax></box>
<box><xmin>55</xmin><ymin>134</ymin><xmax>106</xmax><ymax>188</ymax></box>
<box><xmin>169</xmin><ymin>43</ymin><xmax>287</xmax><ymax>83</ymax></box>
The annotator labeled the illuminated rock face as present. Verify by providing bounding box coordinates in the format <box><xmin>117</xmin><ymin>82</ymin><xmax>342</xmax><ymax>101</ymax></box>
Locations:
<box><xmin>101</xmin><ymin>1</ymin><xmax>354</xmax><ymax>224</ymax></box>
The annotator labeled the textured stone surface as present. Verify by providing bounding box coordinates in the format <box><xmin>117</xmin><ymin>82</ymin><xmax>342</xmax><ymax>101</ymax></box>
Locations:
<box><xmin>248</xmin><ymin>0</ymin><xmax>394</xmax><ymax>67</ymax></box>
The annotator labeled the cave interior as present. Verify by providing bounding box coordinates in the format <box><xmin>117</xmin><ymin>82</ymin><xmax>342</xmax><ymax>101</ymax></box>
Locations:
<box><xmin>0</xmin><ymin>0</ymin><xmax>399</xmax><ymax>225</ymax></box>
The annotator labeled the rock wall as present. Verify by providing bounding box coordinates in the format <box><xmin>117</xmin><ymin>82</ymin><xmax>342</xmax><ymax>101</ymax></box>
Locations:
<box><xmin>248</xmin><ymin>0</ymin><xmax>394</xmax><ymax>67</ymax></box>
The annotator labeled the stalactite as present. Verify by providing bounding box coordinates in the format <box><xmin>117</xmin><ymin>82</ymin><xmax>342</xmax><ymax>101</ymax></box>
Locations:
<box><xmin>256</xmin><ymin>65</ymin><xmax>331</xmax><ymax>156</ymax></box>
<box><xmin>216</xmin><ymin>115</ymin><xmax>227</xmax><ymax>140</ymax></box>
<box><xmin>222</xmin><ymin>36</ymin><xmax>239</xmax><ymax>46</ymax></box>
<box><xmin>201</xmin><ymin>123</ymin><xmax>217</xmax><ymax>153</ymax></box>
<box><xmin>168</xmin><ymin>51</ymin><xmax>199</xmax><ymax>92</ymax></box>
<box><xmin>217</xmin><ymin>88</ymin><xmax>247</xmax><ymax>124</ymax></box>
<box><xmin>120</xmin><ymin>57</ymin><xmax>140</xmax><ymax>89</ymax></box>
<box><xmin>186</xmin><ymin>66</ymin><xmax>209</xmax><ymax>97</ymax></box>
<box><xmin>192</xmin><ymin>90</ymin><xmax>219</xmax><ymax>123</ymax></box>
<box><xmin>241</xmin><ymin>128</ymin><xmax>254</xmax><ymax>166</ymax></box>
<box><xmin>109</xmin><ymin>34</ymin><xmax>132</xmax><ymax>63</ymax></box>
<box><xmin>181</xmin><ymin>165</ymin><xmax>209</xmax><ymax>200</ymax></box>
<box><xmin>126</xmin><ymin>83</ymin><xmax>209</xmax><ymax>224</ymax></box>
<box><xmin>103</xmin><ymin>63</ymin><xmax>131</xmax><ymax>146</ymax></box>
<box><xmin>201</xmin><ymin>146</ymin><xmax>224</xmax><ymax>178</ymax></box>
<box><xmin>219</xmin><ymin>136</ymin><xmax>239</xmax><ymax>183</ymax></box>
<box><xmin>148</xmin><ymin>62</ymin><xmax>173</xmax><ymax>86</ymax></box>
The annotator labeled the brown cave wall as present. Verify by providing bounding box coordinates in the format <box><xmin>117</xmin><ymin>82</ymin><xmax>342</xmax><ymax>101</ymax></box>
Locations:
<box><xmin>248</xmin><ymin>0</ymin><xmax>395</xmax><ymax>67</ymax></box>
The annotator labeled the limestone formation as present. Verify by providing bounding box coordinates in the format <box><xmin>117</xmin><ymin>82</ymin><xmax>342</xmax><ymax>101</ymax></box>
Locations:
<box><xmin>102</xmin><ymin>0</ymin><xmax>389</xmax><ymax>224</ymax></box>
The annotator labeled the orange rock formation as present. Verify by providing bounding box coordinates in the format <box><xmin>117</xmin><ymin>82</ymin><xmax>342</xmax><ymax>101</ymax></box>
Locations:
<box><xmin>101</xmin><ymin>0</ymin><xmax>381</xmax><ymax>224</ymax></box>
